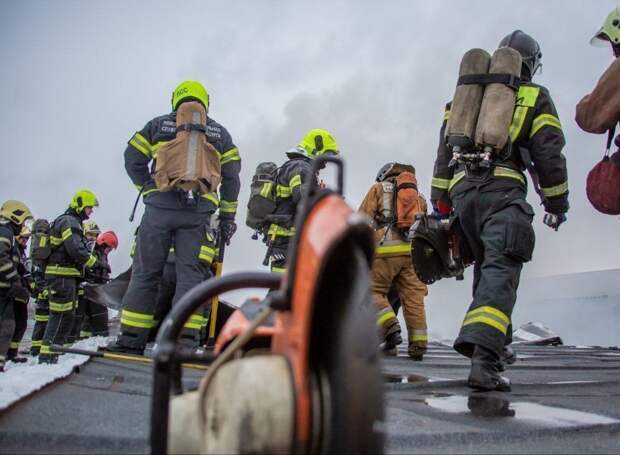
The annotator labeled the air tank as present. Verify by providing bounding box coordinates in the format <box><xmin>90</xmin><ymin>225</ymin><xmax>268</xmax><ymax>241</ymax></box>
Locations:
<box><xmin>475</xmin><ymin>47</ymin><xmax>522</xmax><ymax>153</ymax></box>
<box><xmin>445</xmin><ymin>48</ymin><xmax>491</xmax><ymax>151</ymax></box>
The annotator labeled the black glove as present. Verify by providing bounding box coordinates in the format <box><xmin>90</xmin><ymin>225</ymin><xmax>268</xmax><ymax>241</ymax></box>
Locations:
<box><xmin>219</xmin><ymin>218</ymin><xmax>237</xmax><ymax>246</ymax></box>
<box><xmin>543</xmin><ymin>212</ymin><xmax>567</xmax><ymax>231</ymax></box>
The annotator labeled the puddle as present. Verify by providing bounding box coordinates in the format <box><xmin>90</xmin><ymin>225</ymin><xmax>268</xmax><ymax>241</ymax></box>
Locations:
<box><xmin>424</xmin><ymin>395</ymin><xmax>620</xmax><ymax>427</ymax></box>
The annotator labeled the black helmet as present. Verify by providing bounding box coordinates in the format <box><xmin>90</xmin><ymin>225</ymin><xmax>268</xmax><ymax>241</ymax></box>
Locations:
<box><xmin>499</xmin><ymin>30</ymin><xmax>542</xmax><ymax>79</ymax></box>
<box><xmin>376</xmin><ymin>162</ymin><xmax>396</xmax><ymax>182</ymax></box>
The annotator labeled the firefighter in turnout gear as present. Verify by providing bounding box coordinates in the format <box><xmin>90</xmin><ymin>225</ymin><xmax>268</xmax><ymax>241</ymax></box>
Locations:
<box><xmin>8</xmin><ymin>226</ymin><xmax>32</xmax><ymax>362</ymax></box>
<box><xmin>266</xmin><ymin>129</ymin><xmax>339</xmax><ymax>273</ymax></box>
<box><xmin>110</xmin><ymin>80</ymin><xmax>239</xmax><ymax>355</ymax></box>
<box><xmin>431</xmin><ymin>31</ymin><xmax>569</xmax><ymax>391</ymax></box>
<box><xmin>0</xmin><ymin>200</ymin><xmax>33</xmax><ymax>371</ymax></box>
<box><xmin>39</xmin><ymin>190</ymin><xmax>100</xmax><ymax>364</ymax></box>
<box><xmin>359</xmin><ymin>163</ymin><xmax>429</xmax><ymax>359</ymax></box>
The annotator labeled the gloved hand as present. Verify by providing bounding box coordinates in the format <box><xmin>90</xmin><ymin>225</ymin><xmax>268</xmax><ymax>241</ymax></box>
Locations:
<box><xmin>543</xmin><ymin>212</ymin><xmax>566</xmax><ymax>231</ymax></box>
<box><xmin>431</xmin><ymin>200</ymin><xmax>452</xmax><ymax>220</ymax></box>
<box><xmin>219</xmin><ymin>218</ymin><xmax>237</xmax><ymax>246</ymax></box>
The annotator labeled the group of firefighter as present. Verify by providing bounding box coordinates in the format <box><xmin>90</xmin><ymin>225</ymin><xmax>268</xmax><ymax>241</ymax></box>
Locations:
<box><xmin>1</xmin><ymin>9</ymin><xmax>619</xmax><ymax>392</ymax></box>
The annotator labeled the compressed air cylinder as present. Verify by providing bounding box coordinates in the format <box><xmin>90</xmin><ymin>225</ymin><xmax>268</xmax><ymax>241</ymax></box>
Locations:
<box><xmin>475</xmin><ymin>47</ymin><xmax>522</xmax><ymax>151</ymax></box>
<box><xmin>445</xmin><ymin>48</ymin><xmax>491</xmax><ymax>151</ymax></box>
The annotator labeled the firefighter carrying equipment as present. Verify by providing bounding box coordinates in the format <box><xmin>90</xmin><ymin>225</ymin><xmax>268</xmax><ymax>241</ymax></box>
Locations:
<box><xmin>171</xmin><ymin>80</ymin><xmax>210</xmax><ymax>111</ymax></box>
<box><xmin>591</xmin><ymin>8</ymin><xmax>620</xmax><ymax>46</ymax></box>
<box><xmin>96</xmin><ymin>231</ymin><xmax>119</xmax><ymax>249</ymax></box>
<box><xmin>30</xmin><ymin>219</ymin><xmax>51</xmax><ymax>265</ymax></box>
<box><xmin>154</xmin><ymin>101</ymin><xmax>221</xmax><ymax>194</ymax></box>
<box><xmin>0</xmin><ymin>200</ymin><xmax>33</xmax><ymax>227</ymax></box>
<box><xmin>246</xmin><ymin>161</ymin><xmax>279</xmax><ymax>230</ymax></box>
<box><xmin>409</xmin><ymin>214</ymin><xmax>472</xmax><ymax>285</ymax></box>
<box><xmin>446</xmin><ymin>47</ymin><xmax>522</xmax><ymax>168</ymax></box>
<box><xmin>69</xmin><ymin>189</ymin><xmax>99</xmax><ymax>213</ymax></box>
<box><xmin>297</xmin><ymin>128</ymin><xmax>340</xmax><ymax>158</ymax></box>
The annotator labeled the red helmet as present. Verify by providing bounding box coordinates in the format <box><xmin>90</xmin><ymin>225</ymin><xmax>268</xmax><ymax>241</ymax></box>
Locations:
<box><xmin>96</xmin><ymin>231</ymin><xmax>119</xmax><ymax>249</ymax></box>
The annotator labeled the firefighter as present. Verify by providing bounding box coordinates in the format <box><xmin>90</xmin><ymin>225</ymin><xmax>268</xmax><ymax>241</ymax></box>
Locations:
<box><xmin>431</xmin><ymin>31</ymin><xmax>569</xmax><ymax>391</ymax></box>
<box><xmin>0</xmin><ymin>200</ymin><xmax>33</xmax><ymax>371</ymax></box>
<box><xmin>109</xmin><ymin>80</ymin><xmax>239</xmax><ymax>355</ymax></box>
<box><xmin>68</xmin><ymin>220</ymin><xmax>101</xmax><ymax>342</ymax></box>
<box><xmin>39</xmin><ymin>189</ymin><xmax>100</xmax><ymax>364</ymax></box>
<box><xmin>576</xmin><ymin>7</ymin><xmax>620</xmax><ymax>160</ymax></box>
<box><xmin>359</xmin><ymin>163</ymin><xmax>429</xmax><ymax>360</ymax></box>
<box><xmin>7</xmin><ymin>226</ymin><xmax>32</xmax><ymax>362</ymax></box>
<box><xmin>30</xmin><ymin>261</ymin><xmax>49</xmax><ymax>356</ymax></box>
<box><xmin>266</xmin><ymin>129</ymin><xmax>340</xmax><ymax>273</ymax></box>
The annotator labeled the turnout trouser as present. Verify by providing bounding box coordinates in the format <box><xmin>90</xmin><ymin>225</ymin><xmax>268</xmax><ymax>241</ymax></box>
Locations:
<box><xmin>118</xmin><ymin>205</ymin><xmax>212</xmax><ymax>350</ymax></box>
<box><xmin>67</xmin><ymin>285</ymin><xmax>86</xmax><ymax>343</ymax></box>
<box><xmin>8</xmin><ymin>296</ymin><xmax>29</xmax><ymax>359</ymax></box>
<box><xmin>452</xmin><ymin>188</ymin><xmax>535</xmax><ymax>359</ymax></box>
<box><xmin>0</xmin><ymin>291</ymin><xmax>15</xmax><ymax>370</ymax></box>
<box><xmin>30</xmin><ymin>290</ymin><xmax>50</xmax><ymax>355</ymax></box>
<box><xmin>371</xmin><ymin>255</ymin><xmax>428</xmax><ymax>352</ymax></box>
<box><xmin>268</xmin><ymin>236</ymin><xmax>291</xmax><ymax>274</ymax></box>
<box><xmin>40</xmin><ymin>276</ymin><xmax>78</xmax><ymax>361</ymax></box>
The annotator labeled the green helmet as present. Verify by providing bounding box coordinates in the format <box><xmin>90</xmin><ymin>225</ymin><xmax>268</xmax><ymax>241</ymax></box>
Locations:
<box><xmin>171</xmin><ymin>80</ymin><xmax>210</xmax><ymax>111</ymax></box>
<box><xmin>298</xmin><ymin>129</ymin><xmax>340</xmax><ymax>158</ymax></box>
<box><xmin>591</xmin><ymin>8</ymin><xmax>620</xmax><ymax>46</ymax></box>
<box><xmin>70</xmin><ymin>189</ymin><xmax>99</xmax><ymax>213</ymax></box>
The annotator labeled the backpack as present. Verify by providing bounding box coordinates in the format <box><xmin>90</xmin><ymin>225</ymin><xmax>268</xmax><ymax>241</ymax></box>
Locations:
<box><xmin>393</xmin><ymin>171</ymin><xmax>423</xmax><ymax>230</ymax></box>
<box><xmin>246</xmin><ymin>162</ymin><xmax>279</xmax><ymax>230</ymax></box>
<box><xmin>154</xmin><ymin>101</ymin><xmax>221</xmax><ymax>194</ymax></box>
<box><xmin>30</xmin><ymin>218</ymin><xmax>51</xmax><ymax>264</ymax></box>
<box><xmin>586</xmin><ymin>127</ymin><xmax>620</xmax><ymax>215</ymax></box>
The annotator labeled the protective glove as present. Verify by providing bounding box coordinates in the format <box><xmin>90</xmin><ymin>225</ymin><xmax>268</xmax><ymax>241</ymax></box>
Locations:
<box><xmin>543</xmin><ymin>212</ymin><xmax>567</xmax><ymax>231</ymax></box>
<box><xmin>219</xmin><ymin>218</ymin><xmax>237</xmax><ymax>246</ymax></box>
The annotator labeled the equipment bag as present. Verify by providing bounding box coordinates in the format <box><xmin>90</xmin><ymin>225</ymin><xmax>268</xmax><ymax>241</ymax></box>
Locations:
<box><xmin>586</xmin><ymin>126</ymin><xmax>620</xmax><ymax>215</ymax></box>
<box><xmin>393</xmin><ymin>171</ymin><xmax>423</xmax><ymax>230</ymax></box>
<box><xmin>30</xmin><ymin>218</ymin><xmax>51</xmax><ymax>264</ymax></box>
<box><xmin>246</xmin><ymin>162</ymin><xmax>279</xmax><ymax>230</ymax></box>
<box><xmin>154</xmin><ymin>101</ymin><xmax>221</xmax><ymax>194</ymax></box>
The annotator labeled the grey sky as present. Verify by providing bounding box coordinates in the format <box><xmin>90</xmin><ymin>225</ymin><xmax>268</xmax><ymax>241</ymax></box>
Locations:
<box><xmin>1</xmin><ymin>1</ymin><xmax>618</xmax><ymax>339</ymax></box>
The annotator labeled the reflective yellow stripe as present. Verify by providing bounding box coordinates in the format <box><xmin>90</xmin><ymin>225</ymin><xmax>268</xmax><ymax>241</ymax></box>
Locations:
<box><xmin>45</xmin><ymin>265</ymin><xmax>81</xmax><ymax>277</ymax></box>
<box><xmin>201</xmin><ymin>192</ymin><xmax>219</xmax><ymax>206</ymax></box>
<box><xmin>143</xmin><ymin>188</ymin><xmax>159</xmax><ymax>196</ymax></box>
<box><xmin>462</xmin><ymin>305</ymin><xmax>510</xmax><ymax>334</ymax></box>
<box><xmin>260</xmin><ymin>182</ymin><xmax>273</xmax><ymax>198</ymax></box>
<box><xmin>49</xmin><ymin>300</ymin><xmax>75</xmax><ymax>312</ymax></box>
<box><xmin>120</xmin><ymin>309</ymin><xmax>156</xmax><ymax>329</ymax></box>
<box><xmin>199</xmin><ymin>245</ymin><xmax>216</xmax><ymax>263</ymax></box>
<box><xmin>10</xmin><ymin>341</ymin><xmax>19</xmax><ymax>349</ymax></box>
<box><xmin>409</xmin><ymin>332</ymin><xmax>428</xmax><ymax>343</ymax></box>
<box><xmin>220</xmin><ymin>147</ymin><xmax>240</xmax><ymax>165</ymax></box>
<box><xmin>431</xmin><ymin>177</ymin><xmax>450</xmax><ymax>190</ymax></box>
<box><xmin>509</xmin><ymin>85</ymin><xmax>540</xmax><ymax>142</ymax></box>
<box><xmin>35</xmin><ymin>314</ymin><xmax>50</xmax><ymax>322</ymax></box>
<box><xmin>289</xmin><ymin>174</ymin><xmax>302</xmax><ymax>190</ymax></box>
<box><xmin>493</xmin><ymin>167</ymin><xmax>526</xmax><ymax>185</ymax></box>
<box><xmin>448</xmin><ymin>171</ymin><xmax>466</xmax><ymax>191</ymax></box>
<box><xmin>31</xmin><ymin>340</ymin><xmax>42</xmax><ymax>347</ymax></box>
<box><xmin>61</xmin><ymin>228</ymin><xmax>73</xmax><ymax>241</ymax></box>
<box><xmin>0</xmin><ymin>283</ymin><xmax>10</xmax><ymax>288</ymax></box>
<box><xmin>270</xmin><ymin>266</ymin><xmax>286</xmax><ymax>274</ymax></box>
<box><xmin>377</xmin><ymin>310</ymin><xmax>397</xmax><ymax>328</ymax></box>
<box><xmin>542</xmin><ymin>181</ymin><xmax>568</xmax><ymax>198</ymax></box>
<box><xmin>129</xmin><ymin>133</ymin><xmax>153</xmax><ymax>158</ymax></box>
<box><xmin>276</xmin><ymin>184</ymin><xmax>292</xmax><ymax>198</ymax></box>
<box><xmin>150</xmin><ymin>140</ymin><xmax>169</xmax><ymax>159</ymax></box>
<box><xmin>443</xmin><ymin>109</ymin><xmax>450</xmax><ymax>122</ymax></box>
<box><xmin>85</xmin><ymin>255</ymin><xmax>97</xmax><ymax>268</ymax></box>
<box><xmin>184</xmin><ymin>314</ymin><xmax>205</xmax><ymax>330</ymax></box>
<box><xmin>220</xmin><ymin>200</ymin><xmax>238</xmax><ymax>214</ymax></box>
<box><xmin>375</xmin><ymin>243</ymin><xmax>411</xmax><ymax>255</ymax></box>
<box><xmin>50</xmin><ymin>236</ymin><xmax>63</xmax><ymax>246</ymax></box>
<box><xmin>268</xmin><ymin>224</ymin><xmax>295</xmax><ymax>238</ymax></box>
<box><xmin>80</xmin><ymin>331</ymin><xmax>93</xmax><ymax>338</ymax></box>
<box><xmin>530</xmin><ymin>114</ymin><xmax>562</xmax><ymax>138</ymax></box>
<box><xmin>0</xmin><ymin>262</ymin><xmax>12</xmax><ymax>272</ymax></box>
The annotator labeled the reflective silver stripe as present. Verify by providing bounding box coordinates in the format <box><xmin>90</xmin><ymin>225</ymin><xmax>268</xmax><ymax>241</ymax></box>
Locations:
<box><xmin>186</xmin><ymin>111</ymin><xmax>201</xmax><ymax>180</ymax></box>
<box><xmin>381</xmin><ymin>181</ymin><xmax>394</xmax><ymax>220</ymax></box>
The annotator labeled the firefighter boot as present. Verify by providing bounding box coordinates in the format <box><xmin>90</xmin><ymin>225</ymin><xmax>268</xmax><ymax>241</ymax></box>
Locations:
<box><xmin>468</xmin><ymin>344</ymin><xmax>511</xmax><ymax>392</ymax></box>
<box><xmin>497</xmin><ymin>345</ymin><xmax>517</xmax><ymax>372</ymax></box>
<box><xmin>105</xmin><ymin>339</ymin><xmax>145</xmax><ymax>356</ymax></box>
<box><xmin>408</xmin><ymin>344</ymin><xmax>425</xmax><ymax>361</ymax></box>
<box><xmin>383</xmin><ymin>331</ymin><xmax>402</xmax><ymax>356</ymax></box>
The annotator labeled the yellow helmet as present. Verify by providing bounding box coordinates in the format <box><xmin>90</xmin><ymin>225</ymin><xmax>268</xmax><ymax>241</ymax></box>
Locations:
<box><xmin>83</xmin><ymin>220</ymin><xmax>101</xmax><ymax>236</ymax></box>
<box><xmin>298</xmin><ymin>129</ymin><xmax>340</xmax><ymax>158</ymax></box>
<box><xmin>0</xmin><ymin>200</ymin><xmax>33</xmax><ymax>226</ymax></box>
<box><xmin>592</xmin><ymin>7</ymin><xmax>620</xmax><ymax>45</ymax></box>
<box><xmin>171</xmin><ymin>80</ymin><xmax>210</xmax><ymax>111</ymax></box>
<box><xmin>69</xmin><ymin>189</ymin><xmax>99</xmax><ymax>213</ymax></box>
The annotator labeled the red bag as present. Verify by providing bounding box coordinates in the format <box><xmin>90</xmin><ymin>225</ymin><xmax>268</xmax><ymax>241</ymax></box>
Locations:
<box><xmin>394</xmin><ymin>171</ymin><xmax>423</xmax><ymax>229</ymax></box>
<box><xmin>586</xmin><ymin>127</ymin><xmax>620</xmax><ymax>215</ymax></box>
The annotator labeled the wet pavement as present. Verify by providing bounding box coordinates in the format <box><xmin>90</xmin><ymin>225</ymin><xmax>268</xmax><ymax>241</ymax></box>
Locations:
<box><xmin>0</xmin><ymin>343</ymin><xmax>619</xmax><ymax>453</ymax></box>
